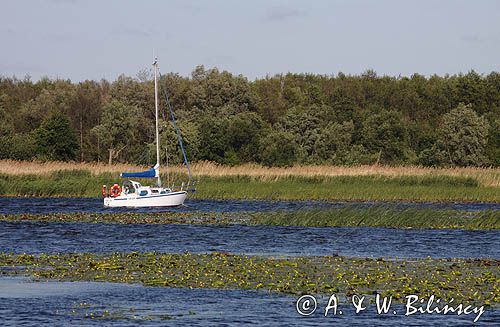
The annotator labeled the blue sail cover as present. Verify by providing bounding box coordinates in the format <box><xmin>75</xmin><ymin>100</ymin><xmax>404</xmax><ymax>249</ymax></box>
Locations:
<box><xmin>120</xmin><ymin>168</ymin><xmax>157</xmax><ymax>178</ymax></box>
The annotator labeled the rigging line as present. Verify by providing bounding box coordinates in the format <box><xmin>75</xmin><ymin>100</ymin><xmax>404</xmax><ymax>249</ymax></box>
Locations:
<box><xmin>158</xmin><ymin>71</ymin><xmax>193</xmax><ymax>183</ymax></box>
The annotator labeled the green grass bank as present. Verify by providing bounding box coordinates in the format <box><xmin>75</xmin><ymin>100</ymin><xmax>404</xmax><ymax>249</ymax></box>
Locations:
<box><xmin>0</xmin><ymin>170</ymin><xmax>498</xmax><ymax>202</ymax></box>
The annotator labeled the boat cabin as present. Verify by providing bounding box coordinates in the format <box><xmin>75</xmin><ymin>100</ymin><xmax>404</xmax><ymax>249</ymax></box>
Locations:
<box><xmin>123</xmin><ymin>180</ymin><xmax>171</xmax><ymax>196</ymax></box>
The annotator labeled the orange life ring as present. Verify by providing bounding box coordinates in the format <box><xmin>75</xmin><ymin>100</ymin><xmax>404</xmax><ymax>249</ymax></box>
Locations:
<box><xmin>101</xmin><ymin>185</ymin><xmax>107</xmax><ymax>197</ymax></box>
<box><xmin>110</xmin><ymin>184</ymin><xmax>122</xmax><ymax>197</ymax></box>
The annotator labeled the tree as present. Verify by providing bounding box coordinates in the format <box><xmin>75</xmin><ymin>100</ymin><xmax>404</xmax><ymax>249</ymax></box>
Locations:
<box><xmin>485</xmin><ymin>117</ymin><xmax>500</xmax><ymax>166</ymax></box>
<box><xmin>1</xmin><ymin>68</ymin><xmax>499</xmax><ymax>167</ymax></box>
<box><xmin>0</xmin><ymin>133</ymin><xmax>36</xmax><ymax>160</ymax></box>
<box><xmin>34</xmin><ymin>112</ymin><xmax>79</xmax><ymax>161</ymax></box>
<box><xmin>436</xmin><ymin>104</ymin><xmax>489</xmax><ymax>166</ymax></box>
<box><xmin>314</xmin><ymin>121</ymin><xmax>354</xmax><ymax>163</ymax></box>
<box><xmin>73</xmin><ymin>81</ymin><xmax>103</xmax><ymax>161</ymax></box>
<box><xmin>227</xmin><ymin>112</ymin><xmax>266</xmax><ymax>163</ymax></box>
<box><xmin>197</xmin><ymin>116</ymin><xmax>229</xmax><ymax>164</ymax></box>
<box><xmin>91</xmin><ymin>100</ymin><xmax>140</xmax><ymax>165</ymax></box>
<box><xmin>0</xmin><ymin>105</ymin><xmax>13</xmax><ymax>137</ymax></box>
<box><xmin>18</xmin><ymin>80</ymin><xmax>75</xmax><ymax>132</ymax></box>
<box><xmin>361</xmin><ymin>110</ymin><xmax>414</xmax><ymax>164</ymax></box>
<box><xmin>260</xmin><ymin>131</ymin><xmax>298</xmax><ymax>167</ymax></box>
<box><xmin>159</xmin><ymin>120</ymin><xmax>200</xmax><ymax>165</ymax></box>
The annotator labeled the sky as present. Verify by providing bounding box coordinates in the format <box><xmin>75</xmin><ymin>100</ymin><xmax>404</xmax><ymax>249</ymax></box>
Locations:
<box><xmin>1</xmin><ymin>0</ymin><xmax>499</xmax><ymax>82</ymax></box>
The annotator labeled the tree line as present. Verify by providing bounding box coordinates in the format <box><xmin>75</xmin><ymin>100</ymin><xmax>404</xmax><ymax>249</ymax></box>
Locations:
<box><xmin>0</xmin><ymin>67</ymin><xmax>498</xmax><ymax>167</ymax></box>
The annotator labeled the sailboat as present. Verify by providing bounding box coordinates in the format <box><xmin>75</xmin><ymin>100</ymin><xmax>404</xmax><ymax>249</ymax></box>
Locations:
<box><xmin>103</xmin><ymin>58</ymin><xmax>191</xmax><ymax>207</ymax></box>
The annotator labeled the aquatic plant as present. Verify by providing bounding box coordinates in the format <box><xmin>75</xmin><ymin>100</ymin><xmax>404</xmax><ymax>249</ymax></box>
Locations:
<box><xmin>0</xmin><ymin>206</ymin><xmax>498</xmax><ymax>230</ymax></box>
<box><xmin>0</xmin><ymin>252</ymin><xmax>498</xmax><ymax>306</ymax></box>
<box><xmin>0</xmin><ymin>160</ymin><xmax>499</xmax><ymax>201</ymax></box>
<box><xmin>193</xmin><ymin>174</ymin><xmax>498</xmax><ymax>202</ymax></box>
<box><xmin>249</xmin><ymin>207</ymin><xmax>500</xmax><ymax>230</ymax></box>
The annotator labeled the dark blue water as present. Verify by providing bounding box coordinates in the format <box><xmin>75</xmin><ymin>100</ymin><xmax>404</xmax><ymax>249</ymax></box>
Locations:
<box><xmin>1</xmin><ymin>221</ymin><xmax>498</xmax><ymax>258</ymax></box>
<box><xmin>0</xmin><ymin>277</ymin><xmax>497</xmax><ymax>326</ymax></box>
<box><xmin>1</xmin><ymin>198</ymin><xmax>498</xmax><ymax>326</ymax></box>
<box><xmin>0</xmin><ymin>197</ymin><xmax>498</xmax><ymax>214</ymax></box>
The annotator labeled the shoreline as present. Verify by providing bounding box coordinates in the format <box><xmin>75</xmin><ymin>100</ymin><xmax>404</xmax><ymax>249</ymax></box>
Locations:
<box><xmin>0</xmin><ymin>175</ymin><xmax>498</xmax><ymax>202</ymax></box>
<box><xmin>1</xmin><ymin>193</ymin><xmax>500</xmax><ymax>204</ymax></box>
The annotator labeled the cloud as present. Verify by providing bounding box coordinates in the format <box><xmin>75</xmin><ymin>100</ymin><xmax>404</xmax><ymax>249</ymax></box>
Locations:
<box><xmin>263</xmin><ymin>6</ymin><xmax>302</xmax><ymax>22</ymax></box>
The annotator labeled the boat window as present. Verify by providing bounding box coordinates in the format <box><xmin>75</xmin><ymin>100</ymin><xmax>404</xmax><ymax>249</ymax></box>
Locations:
<box><xmin>151</xmin><ymin>189</ymin><xmax>159</xmax><ymax>194</ymax></box>
<box><xmin>160</xmin><ymin>190</ymin><xmax>167</xmax><ymax>194</ymax></box>
<box><xmin>139</xmin><ymin>190</ymin><xmax>148</xmax><ymax>196</ymax></box>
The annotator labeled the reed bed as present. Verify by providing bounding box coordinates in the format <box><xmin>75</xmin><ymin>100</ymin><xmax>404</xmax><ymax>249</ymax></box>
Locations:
<box><xmin>1</xmin><ymin>252</ymin><xmax>498</xmax><ymax>305</ymax></box>
<box><xmin>1</xmin><ymin>207</ymin><xmax>498</xmax><ymax>229</ymax></box>
<box><xmin>189</xmin><ymin>162</ymin><xmax>500</xmax><ymax>188</ymax></box>
<box><xmin>0</xmin><ymin>170</ymin><xmax>498</xmax><ymax>202</ymax></box>
<box><xmin>1</xmin><ymin>160</ymin><xmax>498</xmax><ymax>187</ymax></box>
<box><xmin>0</xmin><ymin>160</ymin><xmax>141</xmax><ymax>176</ymax></box>
<box><xmin>250</xmin><ymin>208</ymin><xmax>500</xmax><ymax>230</ymax></box>
<box><xmin>194</xmin><ymin>175</ymin><xmax>499</xmax><ymax>202</ymax></box>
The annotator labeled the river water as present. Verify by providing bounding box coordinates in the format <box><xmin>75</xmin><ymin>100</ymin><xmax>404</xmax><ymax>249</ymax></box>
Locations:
<box><xmin>0</xmin><ymin>277</ymin><xmax>497</xmax><ymax>326</ymax></box>
<box><xmin>1</xmin><ymin>197</ymin><xmax>499</xmax><ymax>214</ymax></box>
<box><xmin>0</xmin><ymin>221</ymin><xmax>498</xmax><ymax>259</ymax></box>
<box><xmin>0</xmin><ymin>197</ymin><xmax>498</xmax><ymax>325</ymax></box>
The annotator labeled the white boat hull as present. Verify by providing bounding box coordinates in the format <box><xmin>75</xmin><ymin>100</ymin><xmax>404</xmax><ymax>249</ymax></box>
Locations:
<box><xmin>104</xmin><ymin>191</ymin><xmax>187</xmax><ymax>207</ymax></box>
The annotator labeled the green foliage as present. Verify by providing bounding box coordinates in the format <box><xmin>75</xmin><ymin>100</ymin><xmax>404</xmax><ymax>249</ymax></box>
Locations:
<box><xmin>91</xmin><ymin>100</ymin><xmax>140</xmax><ymax>164</ymax></box>
<box><xmin>0</xmin><ymin>172</ymin><xmax>497</xmax><ymax>202</ymax></box>
<box><xmin>197</xmin><ymin>116</ymin><xmax>229</xmax><ymax>164</ymax></box>
<box><xmin>361</xmin><ymin>110</ymin><xmax>414</xmax><ymax>164</ymax></box>
<box><xmin>314</xmin><ymin>121</ymin><xmax>359</xmax><ymax>164</ymax></box>
<box><xmin>227</xmin><ymin>112</ymin><xmax>266</xmax><ymax>163</ymax></box>
<box><xmin>0</xmin><ymin>133</ymin><xmax>36</xmax><ymax>160</ymax></box>
<box><xmin>0</xmin><ymin>69</ymin><xmax>499</xmax><ymax>167</ymax></box>
<box><xmin>34</xmin><ymin>112</ymin><xmax>78</xmax><ymax>161</ymax></box>
<box><xmin>260</xmin><ymin>131</ymin><xmax>297</xmax><ymax>167</ymax></box>
<box><xmin>0</xmin><ymin>106</ymin><xmax>13</xmax><ymax>137</ymax></box>
<box><xmin>436</xmin><ymin>104</ymin><xmax>490</xmax><ymax>167</ymax></box>
<box><xmin>159</xmin><ymin>120</ymin><xmax>200</xmax><ymax>166</ymax></box>
<box><xmin>485</xmin><ymin>117</ymin><xmax>500</xmax><ymax>166</ymax></box>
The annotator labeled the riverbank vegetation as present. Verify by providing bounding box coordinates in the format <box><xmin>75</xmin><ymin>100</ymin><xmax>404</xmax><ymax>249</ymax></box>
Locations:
<box><xmin>1</xmin><ymin>207</ymin><xmax>498</xmax><ymax>230</ymax></box>
<box><xmin>0</xmin><ymin>166</ymin><xmax>498</xmax><ymax>201</ymax></box>
<box><xmin>1</xmin><ymin>160</ymin><xmax>498</xmax><ymax>186</ymax></box>
<box><xmin>250</xmin><ymin>207</ymin><xmax>500</xmax><ymax>230</ymax></box>
<box><xmin>1</xmin><ymin>69</ymin><xmax>498</xmax><ymax>168</ymax></box>
<box><xmin>0</xmin><ymin>252</ymin><xmax>498</xmax><ymax>305</ymax></box>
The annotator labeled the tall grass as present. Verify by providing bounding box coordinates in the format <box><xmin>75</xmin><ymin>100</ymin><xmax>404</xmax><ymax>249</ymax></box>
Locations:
<box><xmin>0</xmin><ymin>170</ymin><xmax>113</xmax><ymax>197</ymax></box>
<box><xmin>1</xmin><ymin>160</ymin><xmax>499</xmax><ymax>187</ymax></box>
<box><xmin>0</xmin><ymin>169</ymin><xmax>498</xmax><ymax>202</ymax></box>
<box><xmin>193</xmin><ymin>175</ymin><xmax>498</xmax><ymax>202</ymax></box>
<box><xmin>250</xmin><ymin>207</ymin><xmax>500</xmax><ymax>229</ymax></box>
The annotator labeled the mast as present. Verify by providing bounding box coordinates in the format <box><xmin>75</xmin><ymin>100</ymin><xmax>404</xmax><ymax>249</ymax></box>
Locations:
<box><xmin>153</xmin><ymin>58</ymin><xmax>161</xmax><ymax>187</ymax></box>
